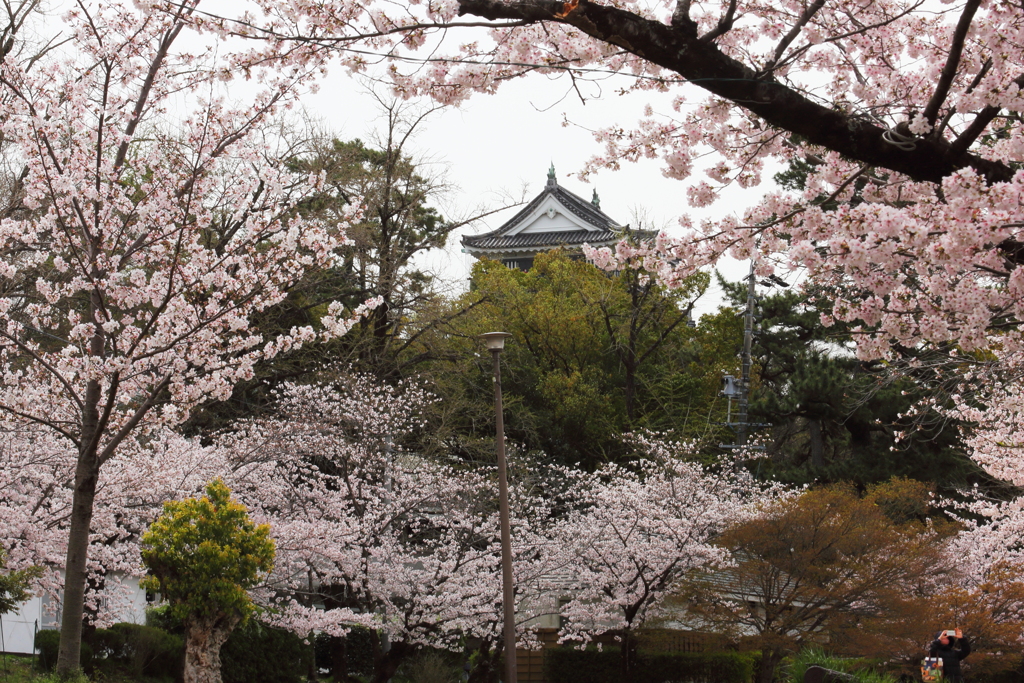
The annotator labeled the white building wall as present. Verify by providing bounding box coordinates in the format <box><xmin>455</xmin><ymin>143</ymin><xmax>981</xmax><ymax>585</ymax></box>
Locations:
<box><xmin>0</xmin><ymin>574</ymin><xmax>150</xmax><ymax>654</ymax></box>
<box><xmin>1</xmin><ymin>594</ymin><xmax>44</xmax><ymax>654</ymax></box>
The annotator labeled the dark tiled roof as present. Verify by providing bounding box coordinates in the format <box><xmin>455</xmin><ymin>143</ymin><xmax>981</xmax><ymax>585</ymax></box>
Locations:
<box><xmin>464</xmin><ymin>229</ymin><xmax>620</xmax><ymax>252</ymax></box>
<box><xmin>463</xmin><ymin>177</ymin><xmax>622</xmax><ymax>252</ymax></box>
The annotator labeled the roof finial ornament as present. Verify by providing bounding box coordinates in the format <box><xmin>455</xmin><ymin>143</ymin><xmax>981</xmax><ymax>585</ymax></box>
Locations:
<box><xmin>591</xmin><ymin>188</ymin><xmax>601</xmax><ymax>209</ymax></box>
<box><xmin>547</xmin><ymin>162</ymin><xmax>557</xmax><ymax>187</ymax></box>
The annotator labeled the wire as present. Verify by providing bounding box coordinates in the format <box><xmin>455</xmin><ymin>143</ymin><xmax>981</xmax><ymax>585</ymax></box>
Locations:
<box><xmin>881</xmin><ymin>126</ymin><xmax>918</xmax><ymax>151</ymax></box>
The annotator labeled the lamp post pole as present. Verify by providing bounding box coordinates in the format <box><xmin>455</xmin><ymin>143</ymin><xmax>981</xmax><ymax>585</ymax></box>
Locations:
<box><xmin>479</xmin><ymin>331</ymin><xmax>516</xmax><ymax>683</ymax></box>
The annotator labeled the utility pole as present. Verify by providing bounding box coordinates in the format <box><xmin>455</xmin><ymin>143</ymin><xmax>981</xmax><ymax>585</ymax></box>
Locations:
<box><xmin>478</xmin><ymin>331</ymin><xmax>517</xmax><ymax>683</ymax></box>
<box><xmin>737</xmin><ymin>261</ymin><xmax>756</xmax><ymax>447</ymax></box>
<box><xmin>719</xmin><ymin>262</ymin><xmax>769</xmax><ymax>450</ymax></box>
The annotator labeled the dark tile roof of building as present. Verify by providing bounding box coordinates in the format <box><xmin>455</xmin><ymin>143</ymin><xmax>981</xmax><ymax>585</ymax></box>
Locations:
<box><xmin>462</xmin><ymin>176</ymin><xmax>622</xmax><ymax>252</ymax></box>
<box><xmin>464</xmin><ymin>229</ymin><xmax>621</xmax><ymax>251</ymax></box>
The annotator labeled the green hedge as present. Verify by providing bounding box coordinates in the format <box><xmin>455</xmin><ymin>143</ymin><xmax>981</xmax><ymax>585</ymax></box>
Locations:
<box><xmin>148</xmin><ymin>606</ymin><xmax>311</xmax><ymax>683</ymax></box>
<box><xmin>33</xmin><ymin>629</ymin><xmax>93</xmax><ymax>673</ymax></box>
<box><xmin>94</xmin><ymin>622</ymin><xmax>184</xmax><ymax>679</ymax></box>
<box><xmin>220</xmin><ymin>620</ymin><xmax>312</xmax><ymax>683</ymax></box>
<box><xmin>35</xmin><ymin>619</ymin><xmax>308</xmax><ymax>683</ymax></box>
<box><xmin>546</xmin><ymin>647</ymin><xmax>755</xmax><ymax>683</ymax></box>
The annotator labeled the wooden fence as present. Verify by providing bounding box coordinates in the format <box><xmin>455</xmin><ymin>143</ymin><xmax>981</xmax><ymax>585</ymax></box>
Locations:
<box><xmin>514</xmin><ymin>628</ymin><xmax>726</xmax><ymax>683</ymax></box>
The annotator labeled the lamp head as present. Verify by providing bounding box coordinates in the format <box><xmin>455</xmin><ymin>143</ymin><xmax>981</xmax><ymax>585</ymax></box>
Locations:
<box><xmin>478</xmin><ymin>331</ymin><xmax>513</xmax><ymax>351</ymax></box>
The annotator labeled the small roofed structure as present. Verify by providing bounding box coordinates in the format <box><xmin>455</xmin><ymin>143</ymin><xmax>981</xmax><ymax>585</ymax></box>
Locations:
<box><xmin>462</xmin><ymin>164</ymin><xmax>631</xmax><ymax>271</ymax></box>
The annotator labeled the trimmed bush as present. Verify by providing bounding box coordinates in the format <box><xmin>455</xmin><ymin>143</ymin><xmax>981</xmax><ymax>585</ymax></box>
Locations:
<box><xmin>220</xmin><ymin>619</ymin><xmax>311</xmax><ymax>683</ymax></box>
<box><xmin>145</xmin><ymin>604</ymin><xmax>184</xmax><ymax>635</ymax></box>
<box><xmin>94</xmin><ymin>622</ymin><xmax>184</xmax><ymax>679</ymax></box>
<box><xmin>398</xmin><ymin>649</ymin><xmax>462</xmax><ymax>683</ymax></box>
<box><xmin>546</xmin><ymin>647</ymin><xmax>755</xmax><ymax>683</ymax></box>
<box><xmin>33</xmin><ymin>629</ymin><xmax>93</xmax><ymax>673</ymax></box>
<box><xmin>34</xmin><ymin>629</ymin><xmax>59</xmax><ymax>671</ymax></box>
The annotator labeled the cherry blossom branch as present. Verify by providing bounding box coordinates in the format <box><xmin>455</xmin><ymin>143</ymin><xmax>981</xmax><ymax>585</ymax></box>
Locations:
<box><xmin>949</xmin><ymin>73</ymin><xmax>1024</xmax><ymax>157</ymax></box>
<box><xmin>698</xmin><ymin>0</ymin><xmax>738</xmax><ymax>45</ymax></box>
<box><xmin>758</xmin><ymin>0</ymin><xmax>825</xmax><ymax>77</ymax></box>
<box><xmin>0</xmin><ymin>329</ymin><xmax>84</xmax><ymax>413</ymax></box>
<box><xmin>921</xmin><ymin>0</ymin><xmax>981</xmax><ymax>128</ymax></box>
<box><xmin>97</xmin><ymin>375</ymin><xmax>172</xmax><ymax>466</ymax></box>
<box><xmin>455</xmin><ymin>0</ymin><xmax>1012</xmax><ymax>186</ymax></box>
<box><xmin>758</xmin><ymin>3</ymin><xmax>927</xmax><ymax>80</ymax></box>
<box><xmin>0</xmin><ymin>405</ymin><xmax>81</xmax><ymax>447</ymax></box>
<box><xmin>112</xmin><ymin>3</ymin><xmax>191</xmax><ymax>173</ymax></box>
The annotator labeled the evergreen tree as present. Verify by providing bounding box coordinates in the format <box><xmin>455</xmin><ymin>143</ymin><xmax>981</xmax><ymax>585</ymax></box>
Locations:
<box><xmin>428</xmin><ymin>250</ymin><xmax>732</xmax><ymax>468</ymax></box>
<box><xmin>185</xmin><ymin>100</ymin><xmax>486</xmax><ymax>436</ymax></box>
<box><xmin>720</xmin><ymin>278</ymin><xmax>985</xmax><ymax>491</ymax></box>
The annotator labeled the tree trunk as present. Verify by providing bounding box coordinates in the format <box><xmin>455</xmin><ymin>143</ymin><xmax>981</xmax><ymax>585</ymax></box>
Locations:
<box><xmin>183</xmin><ymin>615</ymin><xmax>241</xmax><ymax>683</ymax></box>
<box><xmin>307</xmin><ymin>637</ymin><xmax>319</xmax><ymax>683</ymax></box>
<box><xmin>623</xmin><ymin>359</ymin><xmax>637</xmax><ymax>425</ymax></box>
<box><xmin>331</xmin><ymin>633</ymin><xmax>359</xmax><ymax>682</ymax></box>
<box><xmin>55</xmin><ymin>451</ymin><xmax>100</xmax><ymax>678</ymax></box>
<box><xmin>756</xmin><ymin>649</ymin><xmax>783</xmax><ymax>683</ymax></box>
<box><xmin>466</xmin><ymin>638</ymin><xmax>501</xmax><ymax>683</ymax></box>
<box><xmin>56</xmin><ymin>295</ymin><xmax>109</xmax><ymax>677</ymax></box>
<box><xmin>620</xmin><ymin>628</ymin><xmax>638</xmax><ymax>678</ymax></box>
<box><xmin>808</xmin><ymin>418</ymin><xmax>825</xmax><ymax>469</ymax></box>
<box><xmin>371</xmin><ymin>639</ymin><xmax>412</xmax><ymax>683</ymax></box>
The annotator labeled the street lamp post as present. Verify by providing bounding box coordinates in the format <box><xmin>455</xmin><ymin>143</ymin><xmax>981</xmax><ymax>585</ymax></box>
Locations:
<box><xmin>478</xmin><ymin>331</ymin><xmax>516</xmax><ymax>683</ymax></box>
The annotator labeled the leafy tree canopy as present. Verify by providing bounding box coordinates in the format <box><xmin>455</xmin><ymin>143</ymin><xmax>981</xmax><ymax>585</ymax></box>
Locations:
<box><xmin>0</xmin><ymin>549</ymin><xmax>41</xmax><ymax>615</ymax></box>
<box><xmin>141</xmin><ymin>479</ymin><xmax>275</xmax><ymax>626</ymax></box>
<box><xmin>428</xmin><ymin>249</ymin><xmax>738</xmax><ymax>468</ymax></box>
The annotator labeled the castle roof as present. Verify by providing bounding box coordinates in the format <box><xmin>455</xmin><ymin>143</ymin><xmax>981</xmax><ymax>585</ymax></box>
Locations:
<box><xmin>462</xmin><ymin>166</ymin><xmax>629</xmax><ymax>257</ymax></box>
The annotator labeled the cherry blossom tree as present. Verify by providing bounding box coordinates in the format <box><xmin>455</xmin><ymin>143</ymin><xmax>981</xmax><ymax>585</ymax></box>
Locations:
<box><xmin>549</xmin><ymin>435</ymin><xmax>785</xmax><ymax>676</ymax></box>
<box><xmin>206</xmin><ymin>0</ymin><xmax>1024</xmax><ymax>356</ymax></box>
<box><xmin>0</xmin><ymin>1</ymin><xmax>374</xmax><ymax>674</ymax></box>
<box><xmin>215</xmin><ymin>374</ymin><xmax>523</xmax><ymax>683</ymax></box>
<box><xmin>0</xmin><ymin>419</ymin><xmax>230</xmax><ymax>626</ymax></box>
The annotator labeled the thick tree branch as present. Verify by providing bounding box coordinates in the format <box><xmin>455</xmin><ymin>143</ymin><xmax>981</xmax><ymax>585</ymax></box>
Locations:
<box><xmin>455</xmin><ymin>0</ymin><xmax>1014</xmax><ymax>186</ymax></box>
<box><xmin>670</xmin><ymin>0</ymin><xmax>696</xmax><ymax>36</ymax></box>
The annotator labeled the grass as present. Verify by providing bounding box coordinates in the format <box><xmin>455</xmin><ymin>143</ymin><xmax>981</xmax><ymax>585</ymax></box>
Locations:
<box><xmin>785</xmin><ymin>647</ymin><xmax>899</xmax><ymax>683</ymax></box>
<box><xmin>0</xmin><ymin>654</ymin><xmax>49</xmax><ymax>683</ymax></box>
<box><xmin>0</xmin><ymin>653</ymin><xmax>177</xmax><ymax>683</ymax></box>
